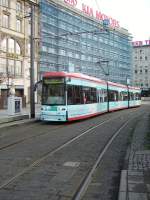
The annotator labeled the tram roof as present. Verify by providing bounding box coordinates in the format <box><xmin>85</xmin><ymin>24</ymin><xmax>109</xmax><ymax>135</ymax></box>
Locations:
<box><xmin>108</xmin><ymin>81</ymin><xmax>140</xmax><ymax>90</ymax></box>
<box><xmin>128</xmin><ymin>86</ymin><xmax>141</xmax><ymax>91</ymax></box>
<box><xmin>43</xmin><ymin>71</ymin><xmax>106</xmax><ymax>85</ymax></box>
<box><xmin>43</xmin><ymin>71</ymin><xmax>140</xmax><ymax>91</ymax></box>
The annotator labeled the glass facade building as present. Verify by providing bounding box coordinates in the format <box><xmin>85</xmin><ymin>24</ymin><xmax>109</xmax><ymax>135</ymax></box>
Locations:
<box><xmin>39</xmin><ymin>0</ymin><xmax>133</xmax><ymax>85</ymax></box>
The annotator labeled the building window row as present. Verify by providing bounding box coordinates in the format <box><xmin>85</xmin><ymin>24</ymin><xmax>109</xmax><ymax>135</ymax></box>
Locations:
<box><xmin>1</xmin><ymin>38</ymin><xmax>21</xmax><ymax>55</ymax></box>
<box><xmin>134</xmin><ymin>56</ymin><xmax>148</xmax><ymax>60</ymax></box>
<box><xmin>0</xmin><ymin>58</ymin><xmax>23</xmax><ymax>77</ymax></box>
<box><xmin>0</xmin><ymin>0</ymin><xmax>22</xmax><ymax>11</ymax></box>
<box><xmin>135</xmin><ymin>69</ymin><xmax>148</xmax><ymax>74</ymax></box>
<box><xmin>0</xmin><ymin>0</ymin><xmax>9</xmax><ymax>7</ymax></box>
<box><xmin>2</xmin><ymin>13</ymin><xmax>22</xmax><ymax>32</ymax></box>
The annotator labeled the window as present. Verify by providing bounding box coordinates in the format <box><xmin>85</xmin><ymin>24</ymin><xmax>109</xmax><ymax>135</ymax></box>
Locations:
<box><xmin>67</xmin><ymin>85</ymin><xmax>83</xmax><ymax>105</ymax></box>
<box><xmin>16</xmin><ymin>1</ymin><xmax>22</xmax><ymax>12</ymax></box>
<box><xmin>135</xmin><ymin>93</ymin><xmax>141</xmax><ymax>100</ymax></box>
<box><xmin>16</xmin><ymin>42</ymin><xmax>21</xmax><ymax>54</ymax></box>
<box><xmin>1</xmin><ymin>38</ymin><xmax>21</xmax><ymax>55</ymax></box>
<box><xmin>59</xmin><ymin>49</ymin><xmax>65</xmax><ymax>56</ymax></box>
<box><xmin>0</xmin><ymin>58</ymin><xmax>6</xmax><ymax>73</ymax></box>
<box><xmin>1</xmin><ymin>38</ymin><xmax>7</xmax><ymax>52</ymax></box>
<box><xmin>8</xmin><ymin>59</ymin><xmax>15</xmax><ymax>76</ymax></box>
<box><xmin>130</xmin><ymin>92</ymin><xmax>134</xmax><ymax>100</ymax></box>
<box><xmin>15</xmin><ymin>61</ymin><xmax>22</xmax><ymax>76</ymax></box>
<box><xmin>8</xmin><ymin>38</ymin><xmax>15</xmax><ymax>53</ymax></box>
<box><xmin>42</xmin><ymin>79</ymin><xmax>65</xmax><ymax>105</ymax></box>
<box><xmin>98</xmin><ymin>89</ymin><xmax>107</xmax><ymax>102</ymax></box>
<box><xmin>1</xmin><ymin>0</ymin><xmax>9</xmax><ymax>7</ymax></box>
<box><xmin>145</xmin><ymin>56</ymin><xmax>148</xmax><ymax>60</ymax></box>
<box><xmin>16</xmin><ymin>19</ymin><xmax>21</xmax><ymax>32</ymax></box>
<box><xmin>83</xmin><ymin>86</ymin><xmax>97</xmax><ymax>104</ymax></box>
<box><xmin>109</xmin><ymin>90</ymin><xmax>119</xmax><ymax>101</ymax></box>
<box><xmin>0</xmin><ymin>38</ymin><xmax>22</xmax><ymax>78</ymax></box>
<box><xmin>120</xmin><ymin>91</ymin><xmax>128</xmax><ymax>101</ymax></box>
<box><xmin>28</xmin><ymin>43</ymin><xmax>30</xmax><ymax>55</ymax></box>
<box><xmin>2</xmin><ymin>14</ymin><xmax>9</xmax><ymax>28</ymax></box>
<box><xmin>135</xmin><ymin>70</ymin><xmax>137</xmax><ymax>73</ymax></box>
<box><xmin>145</xmin><ymin>69</ymin><xmax>148</xmax><ymax>73</ymax></box>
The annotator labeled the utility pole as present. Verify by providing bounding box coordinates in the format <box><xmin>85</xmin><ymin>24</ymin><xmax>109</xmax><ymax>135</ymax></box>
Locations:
<box><xmin>30</xmin><ymin>4</ymin><xmax>35</xmax><ymax>118</ymax></box>
<box><xmin>96</xmin><ymin>60</ymin><xmax>109</xmax><ymax>111</ymax></box>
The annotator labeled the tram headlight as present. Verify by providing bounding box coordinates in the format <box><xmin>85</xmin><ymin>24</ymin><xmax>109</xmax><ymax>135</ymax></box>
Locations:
<box><xmin>58</xmin><ymin>107</ymin><xmax>66</xmax><ymax>111</ymax></box>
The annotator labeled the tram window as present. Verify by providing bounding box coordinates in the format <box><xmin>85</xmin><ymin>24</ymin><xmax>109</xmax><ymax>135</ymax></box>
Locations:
<box><xmin>135</xmin><ymin>92</ymin><xmax>141</xmax><ymax>100</ymax></box>
<box><xmin>118</xmin><ymin>92</ymin><xmax>123</xmax><ymax>101</ymax></box>
<box><xmin>42</xmin><ymin>83</ymin><xmax>65</xmax><ymax>105</ymax></box>
<box><xmin>109</xmin><ymin>90</ymin><xmax>119</xmax><ymax>101</ymax></box>
<box><xmin>129</xmin><ymin>92</ymin><xmax>134</xmax><ymax>100</ymax></box>
<box><xmin>90</xmin><ymin>88</ymin><xmax>97</xmax><ymax>103</ymax></box>
<box><xmin>83</xmin><ymin>86</ymin><xmax>97</xmax><ymax>104</ymax></box>
<box><xmin>104</xmin><ymin>89</ymin><xmax>108</xmax><ymax>102</ymax></box>
<box><xmin>120</xmin><ymin>91</ymin><xmax>128</xmax><ymax>101</ymax></box>
<box><xmin>99</xmin><ymin>89</ymin><xmax>107</xmax><ymax>102</ymax></box>
<box><xmin>67</xmin><ymin>85</ymin><xmax>74</xmax><ymax>105</ymax></box>
<box><xmin>67</xmin><ymin>85</ymin><xmax>84</xmax><ymax>105</ymax></box>
<box><xmin>99</xmin><ymin>89</ymin><xmax>104</xmax><ymax>103</ymax></box>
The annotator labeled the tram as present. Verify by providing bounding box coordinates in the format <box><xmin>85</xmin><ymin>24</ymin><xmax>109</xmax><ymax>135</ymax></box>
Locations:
<box><xmin>40</xmin><ymin>72</ymin><xmax>141</xmax><ymax>122</ymax></box>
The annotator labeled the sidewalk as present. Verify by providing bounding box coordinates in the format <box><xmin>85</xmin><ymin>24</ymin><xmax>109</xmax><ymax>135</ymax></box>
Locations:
<box><xmin>0</xmin><ymin>104</ymin><xmax>41</xmax><ymax>125</ymax></box>
<box><xmin>118</xmin><ymin>107</ymin><xmax>150</xmax><ymax>200</ymax></box>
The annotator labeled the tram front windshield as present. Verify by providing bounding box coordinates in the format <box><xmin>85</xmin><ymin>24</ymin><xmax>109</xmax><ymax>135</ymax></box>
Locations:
<box><xmin>42</xmin><ymin>78</ymin><xmax>65</xmax><ymax>105</ymax></box>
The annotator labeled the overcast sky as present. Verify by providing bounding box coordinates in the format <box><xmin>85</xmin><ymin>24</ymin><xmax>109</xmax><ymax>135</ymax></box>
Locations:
<box><xmin>85</xmin><ymin>0</ymin><xmax>150</xmax><ymax>41</ymax></box>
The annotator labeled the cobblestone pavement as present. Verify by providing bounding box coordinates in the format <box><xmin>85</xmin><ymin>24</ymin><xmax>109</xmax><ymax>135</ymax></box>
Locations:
<box><xmin>119</xmin><ymin>104</ymin><xmax>150</xmax><ymax>200</ymax></box>
<box><xmin>0</xmin><ymin>104</ymin><xmax>41</xmax><ymax>125</ymax></box>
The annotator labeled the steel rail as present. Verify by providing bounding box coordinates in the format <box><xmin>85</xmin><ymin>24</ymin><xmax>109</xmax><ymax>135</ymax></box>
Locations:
<box><xmin>0</xmin><ymin>112</ymin><xmax>130</xmax><ymax>190</ymax></box>
<box><xmin>0</xmin><ymin>124</ymin><xmax>64</xmax><ymax>152</ymax></box>
<box><xmin>73</xmin><ymin>115</ymin><xmax>140</xmax><ymax>200</ymax></box>
<box><xmin>0</xmin><ymin>109</ymin><xmax>135</xmax><ymax>152</ymax></box>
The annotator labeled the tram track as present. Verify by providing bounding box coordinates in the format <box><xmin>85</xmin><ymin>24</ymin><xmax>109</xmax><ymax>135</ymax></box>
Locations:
<box><xmin>0</xmin><ymin>108</ymin><xmax>138</xmax><ymax>153</ymax></box>
<box><xmin>0</xmin><ymin>108</ymin><xmax>141</xmax><ymax>191</ymax></box>
<box><xmin>0</xmin><ymin>123</ymin><xmax>64</xmax><ymax>151</ymax></box>
<box><xmin>73</xmin><ymin>116</ymin><xmax>133</xmax><ymax>200</ymax></box>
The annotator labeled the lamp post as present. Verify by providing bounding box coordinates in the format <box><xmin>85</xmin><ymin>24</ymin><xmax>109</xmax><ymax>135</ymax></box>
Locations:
<box><xmin>30</xmin><ymin>4</ymin><xmax>35</xmax><ymax>118</ymax></box>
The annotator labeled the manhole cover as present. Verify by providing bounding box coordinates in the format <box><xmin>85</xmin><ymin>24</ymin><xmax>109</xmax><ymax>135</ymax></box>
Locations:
<box><xmin>63</xmin><ymin>161</ymin><xmax>80</xmax><ymax>167</ymax></box>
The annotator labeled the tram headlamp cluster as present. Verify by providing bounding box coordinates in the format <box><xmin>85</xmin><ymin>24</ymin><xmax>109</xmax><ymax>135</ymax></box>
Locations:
<box><xmin>41</xmin><ymin>107</ymin><xmax>66</xmax><ymax>111</ymax></box>
<box><xmin>41</xmin><ymin>107</ymin><xmax>49</xmax><ymax>111</ymax></box>
<box><xmin>58</xmin><ymin>107</ymin><xmax>66</xmax><ymax>111</ymax></box>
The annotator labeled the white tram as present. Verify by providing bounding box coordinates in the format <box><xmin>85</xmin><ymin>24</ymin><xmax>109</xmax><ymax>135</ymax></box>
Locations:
<box><xmin>40</xmin><ymin>72</ymin><xmax>141</xmax><ymax>122</ymax></box>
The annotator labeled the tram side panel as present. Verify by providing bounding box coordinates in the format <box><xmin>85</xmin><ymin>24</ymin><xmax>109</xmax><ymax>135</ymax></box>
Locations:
<box><xmin>66</xmin><ymin>79</ymin><xmax>108</xmax><ymax>121</ymax></box>
<box><xmin>128</xmin><ymin>87</ymin><xmax>141</xmax><ymax>108</ymax></box>
<box><xmin>108</xmin><ymin>83</ymin><xmax>128</xmax><ymax>112</ymax></box>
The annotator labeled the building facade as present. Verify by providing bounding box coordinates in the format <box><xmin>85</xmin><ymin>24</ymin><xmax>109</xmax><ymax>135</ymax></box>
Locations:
<box><xmin>0</xmin><ymin>0</ymin><xmax>39</xmax><ymax>108</ymax></box>
<box><xmin>132</xmin><ymin>40</ymin><xmax>150</xmax><ymax>96</ymax></box>
<box><xmin>39</xmin><ymin>0</ymin><xmax>133</xmax><ymax>85</ymax></box>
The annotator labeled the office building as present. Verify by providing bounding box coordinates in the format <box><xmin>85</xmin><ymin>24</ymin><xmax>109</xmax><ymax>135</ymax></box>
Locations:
<box><xmin>39</xmin><ymin>0</ymin><xmax>133</xmax><ymax>85</ymax></box>
<box><xmin>0</xmin><ymin>0</ymin><xmax>39</xmax><ymax>108</ymax></box>
<box><xmin>132</xmin><ymin>40</ymin><xmax>150</xmax><ymax>96</ymax></box>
